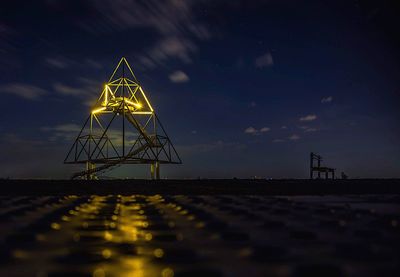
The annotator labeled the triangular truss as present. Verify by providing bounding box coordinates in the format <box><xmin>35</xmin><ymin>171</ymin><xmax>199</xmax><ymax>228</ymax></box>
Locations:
<box><xmin>64</xmin><ymin>57</ymin><xmax>181</xmax><ymax>179</ymax></box>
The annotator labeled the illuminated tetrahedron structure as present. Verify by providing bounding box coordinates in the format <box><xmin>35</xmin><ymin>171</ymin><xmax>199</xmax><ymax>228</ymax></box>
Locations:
<box><xmin>64</xmin><ymin>57</ymin><xmax>181</xmax><ymax>179</ymax></box>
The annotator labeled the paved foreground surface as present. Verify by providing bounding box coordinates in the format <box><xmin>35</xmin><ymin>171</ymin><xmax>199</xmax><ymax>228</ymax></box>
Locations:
<box><xmin>0</xmin><ymin>195</ymin><xmax>399</xmax><ymax>276</ymax></box>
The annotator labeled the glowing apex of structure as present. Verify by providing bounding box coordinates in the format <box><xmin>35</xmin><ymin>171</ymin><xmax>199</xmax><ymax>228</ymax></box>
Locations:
<box><xmin>91</xmin><ymin>57</ymin><xmax>154</xmax><ymax>115</ymax></box>
<box><xmin>108</xmin><ymin>57</ymin><xmax>138</xmax><ymax>83</ymax></box>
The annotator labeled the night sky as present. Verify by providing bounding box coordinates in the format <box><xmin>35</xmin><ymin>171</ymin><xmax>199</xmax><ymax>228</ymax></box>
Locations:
<box><xmin>0</xmin><ymin>0</ymin><xmax>399</xmax><ymax>179</ymax></box>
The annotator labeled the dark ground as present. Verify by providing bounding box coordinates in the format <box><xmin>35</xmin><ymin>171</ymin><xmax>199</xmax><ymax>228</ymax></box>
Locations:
<box><xmin>0</xmin><ymin>180</ymin><xmax>399</xmax><ymax>276</ymax></box>
<box><xmin>1</xmin><ymin>179</ymin><xmax>400</xmax><ymax>195</ymax></box>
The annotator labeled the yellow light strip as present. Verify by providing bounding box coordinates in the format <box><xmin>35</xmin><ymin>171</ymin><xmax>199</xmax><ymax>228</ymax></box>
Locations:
<box><xmin>108</xmin><ymin>83</ymin><xmax>136</xmax><ymax>86</ymax></box>
<box><xmin>107</xmin><ymin>84</ymin><xmax>115</xmax><ymax>100</ymax></box>
<box><xmin>97</xmin><ymin>87</ymin><xmax>106</xmax><ymax>103</ymax></box>
<box><xmin>108</xmin><ymin>58</ymin><xmax>124</xmax><ymax>82</ymax></box>
<box><xmin>139</xmin><ymin>87</ymin><xmax>154</xmax><ymax>112</ymax></box>
<box><xmin>122</xmin><ymin>58</ymin><xmax>138</xmax><ymax>81</ymax></box>
<box><xmin>125</xmin><ymin>78</ymin><xmax>138</xmax><ymax>85</ymax></box>
<box><xmin>124</xmin><ymin>79</ymin><xmax>139</xmax><ymax>101</ymax></box>
<box><xmin>93</xmin><ymin>114</ymin><xmax>105</xmax><ymax>129</ymax></box>
<box><xmin>108</xmin><ymin>78</ymin><xmax>122</xmax><ymax>84</ymax></box>
<box><xmin>124</xmin><ymin>98</ymin><xmax>142</xmax><ymax>108</ymax></box>
<box><xmin>107</xmin><ymin>79</ymin><xmax>122</xmax><ymax>99</ymax></box>
<box><xmin>104</xmin><ymin>85</ymin><xmax>109</xmax><ymax>105</ymax></box>
<box><xmin>132</xmin><ymin>86</ymin><xmax>139</xmax><ymax>103</ymax></box>
<box><xmin>92</xmin><ymin>107</ymin><xmax>106</xmax><ymax>114</ymax></box>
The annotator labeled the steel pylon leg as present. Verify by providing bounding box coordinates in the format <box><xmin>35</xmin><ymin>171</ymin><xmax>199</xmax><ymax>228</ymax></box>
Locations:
<box><xmin>150</xmin><ymin>162</ymin><xmax>160</xmax><ymax>180</ymax></box>
<box><xmin>86</xmin><ymin>161</ymin><xmax>96</xmax><ymax>180</ymax></box>
<box><xmin>155</xmin><ymin>161</ymin><xmax>160</xmax><ymax>179</ymax></box>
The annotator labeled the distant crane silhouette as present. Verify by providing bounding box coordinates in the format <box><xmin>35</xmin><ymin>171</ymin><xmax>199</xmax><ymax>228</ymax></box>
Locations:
<box><xmin>310</xmin><ymin>152</ymin><xmax>335</xmax><ymax>179</ymax></box>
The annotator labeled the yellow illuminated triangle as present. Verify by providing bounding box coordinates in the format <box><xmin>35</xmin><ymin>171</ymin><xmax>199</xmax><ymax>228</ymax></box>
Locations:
<box><xmin>108</xmin><ymin>57</ymin><xmax>138</xmax><ymax>83</ymax></box>
<box><xmin>93</xmin><ymin>57</ymin><xmax>154</xmax><ymax>115</ymax></box>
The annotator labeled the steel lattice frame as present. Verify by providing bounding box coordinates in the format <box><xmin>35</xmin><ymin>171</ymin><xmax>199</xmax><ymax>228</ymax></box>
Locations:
<box><xmin>64</xmin><ymin>57</ymin><xmax>181</xmax><ymax>179</ymax></box>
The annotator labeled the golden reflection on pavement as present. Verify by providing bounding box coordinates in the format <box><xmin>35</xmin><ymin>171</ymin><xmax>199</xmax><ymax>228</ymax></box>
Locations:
<box><xmin>0</xmin><ymin>195</ymin><xmax>399</xmax><ymax>276</ymax></box>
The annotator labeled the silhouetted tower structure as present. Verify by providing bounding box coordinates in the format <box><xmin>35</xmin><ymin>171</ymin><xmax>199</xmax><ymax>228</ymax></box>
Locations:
<box><xmin>64</xmin><ymin>57</ymin><xmax>181</xmax><ymax>179</ymax></box>
<box><xmin>310</xmin><ymin>152</ymin><xmax>335</xmax><ymax>179</ymax></box>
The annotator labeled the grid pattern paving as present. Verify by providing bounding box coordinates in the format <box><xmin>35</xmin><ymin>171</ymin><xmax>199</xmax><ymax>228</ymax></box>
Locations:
<box><xmin>0</xmin><ymin>195</ymin><xmax>399</xmax><ymax>276</ymax></box>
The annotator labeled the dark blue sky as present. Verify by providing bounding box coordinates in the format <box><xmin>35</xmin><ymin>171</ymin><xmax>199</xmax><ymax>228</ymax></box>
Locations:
<box><xmin>0</xmin><ymin>0</ymin><xmax>399</xmax><ymax>179</ymax></box>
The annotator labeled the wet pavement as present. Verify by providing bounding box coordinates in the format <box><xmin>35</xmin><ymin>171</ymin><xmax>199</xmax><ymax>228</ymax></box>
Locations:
<box><xmin>0</xmin><ymin>195</ymin><xmax>399</xmax><ymax>276</ymax></box>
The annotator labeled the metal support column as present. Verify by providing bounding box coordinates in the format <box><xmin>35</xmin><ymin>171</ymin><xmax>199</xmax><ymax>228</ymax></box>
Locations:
<box><xmin>155</xmin><ymin>161</ymin><xmax>160</xmax><ymax>180</ymax></box>
<box><xmin>310</xmin><ymin>152</ymin><xmax>313</xmax><ymax>179</ymax></box>
<box><xmin>150</xmin><ymin>162</ymin><xmax>160</xmax><ymax>180</ymax></box>
<box><xmin>86</xmin><ymin>161</ymin><xmax>96</xmax><ymax>180</ymax></box>
<box><xmin>317</xmin><ymin>158</ymin><xmax>321</xmax><ymax>179</ymax></box>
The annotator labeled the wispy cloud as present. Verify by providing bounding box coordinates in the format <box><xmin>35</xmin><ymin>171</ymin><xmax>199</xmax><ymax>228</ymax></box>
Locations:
<box><xmin>0</xmin><ymin>83</ymin><xmax>46</xmax><ymax>100</ymax></box>
<box><xmin>46</xmin><ymin>57</ymin><xmax>69</xmax><ymax>69</ymax></box>
<box><xmin>255</xmin><ymin>52</ymin><xmax>274</xmax><ymax>68</ymax></box>
<box><xmin>244</xmin><ymin>126</ymin><xmax>270</xmax><ymax>135</ymax></box>
<box><xmin>1</xmin><ymin>133</ymin><xmax>45</xmax><ymax>146</ymax></box>
<box><xmin>299</xmin><ymin>114</ymin><xmax>317</xmax><ymax>122</ymax></box>
<box><xmin>53</xmin><ymin>78</ymin><xmax>102</xmax><ymax>106</ymax></box>
<box><xmin>244</xmin><ymin>127</ymin><xmax>258</xmax><ymax>134</ymax></box>
<box><xmin>41</xmin><ymin>124</ymin><xmax>82</xmax><ymax>142</ymax></box>
<box><xmin>41</xmin><ymin>124</ymin><xmax>81</xmax><ymax>133</ymax></box>
<box><xmin>321</xmin><ymin>96</ymin><xmax>333</xmax><ymax>103</ymax></box>
<box><xmin>305</xmin><ymin>128</ymin><xmax>317</xmax><ymax>132</ymax></box>
<box><xmin>281</xmin><ymin>125</ymin><xmax>287</xmax><ymax>129</ymax></box>
<box><xmin>299</xmin><ymin>126</ymin><xmax>318</xmax><ymax>132</ymax></box>
<box><xmin>138</xmin><ymin>36</ymin><xmax>198</xmax><ymax>68</ymax></box>
<box><xmin>45</xmin><ymin>56</ymin><xmax>103</xmax><ymax>70</ymax></box>
<box><xmin>77</xmin><ymin>1</ymin><xmax>211</xmax><ymax>68</ymax></box>
<box><xmin>53</xmin><ymin>83</ymin><xmax>87</xmax><ymax>96</ymax></box>
<box><xmin>273</xmin><ymin>139</ymin><xmax>284</xmax><ymax>143</ymax></box>
<box><xmin>289</xmin><ymin>134</ymin><xmax>300</xmax><ymax>140</ymax></box>
<box><xmin>169</xmin><ymin>70</ymin><xmax>189</xmax><ymax>83</ymax></box>
<box><xmin>85</xmin><ymin>59</ymin><xmax>103</xmax><ymax>69</ymax></box>
<box><xmin>80</xmin><ymin>0</ymin><xmax>210</xmax><ymax>38</ymax></box>
<box><xmin>249</xmin><ymin>101</ymin><xmax>256</xmax><ymax>108</ymax></box>
<box><xmin>41</xmin><ymin>123</ymin><xmax>138</xmax><ymax>146</ymax></box>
